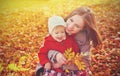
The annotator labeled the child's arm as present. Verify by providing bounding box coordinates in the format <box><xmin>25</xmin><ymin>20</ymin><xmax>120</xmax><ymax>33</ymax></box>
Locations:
<box><xmin>48</xmin><ymin>50</ymin><xmax>60</xmax><ymax>63</ymax></box>
<box><xmin>38</xmin><ymin>39</ymin><xmax>51</xmax><ymax>67</ymax></box>
<box><xmin>38</xmin><ymin>47</ymin><xmax>50</xmax><ymax>66</ymax></box>
<box><xmin>48</xmin><ymin>50</ymin><xmax>67</xmax><ymax>68</ymax></box>
<box><xmin>44</xmin><ymin>62</ymin><xmax>51</xmax><ymax>70</ymax></box>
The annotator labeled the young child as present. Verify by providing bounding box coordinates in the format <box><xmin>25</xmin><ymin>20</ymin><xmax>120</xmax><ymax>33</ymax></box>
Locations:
<box><xmin>38</xmin><ymin>16</ymin><xmax>79</xmax><ymax>76</ymax></box>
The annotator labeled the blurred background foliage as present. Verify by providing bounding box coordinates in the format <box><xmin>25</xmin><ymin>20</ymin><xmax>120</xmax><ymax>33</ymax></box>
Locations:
<box><xmin>0</xmin><ymin>0</ymin><xmax>120</xmax><ymax>76</ymax></box>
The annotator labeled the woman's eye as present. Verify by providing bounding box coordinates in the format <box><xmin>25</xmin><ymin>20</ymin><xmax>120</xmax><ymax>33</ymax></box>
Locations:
<box><xmin>70</xmin><ymin>19</ymin><xmax>73</xmax><ymax>22</ymax></box>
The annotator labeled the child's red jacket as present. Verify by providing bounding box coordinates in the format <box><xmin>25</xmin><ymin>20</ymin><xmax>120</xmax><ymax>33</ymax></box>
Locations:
<box><xmin>38</xmin><ymin>34</ymin><xmax>79</xmax><ymax>72</ymax></box>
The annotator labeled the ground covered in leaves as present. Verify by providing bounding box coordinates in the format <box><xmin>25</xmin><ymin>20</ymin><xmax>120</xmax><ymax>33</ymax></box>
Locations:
<box><xmin>0</xmin><ymin>0</ymin><xmax>120</xmax><ymax>76</ymax></box>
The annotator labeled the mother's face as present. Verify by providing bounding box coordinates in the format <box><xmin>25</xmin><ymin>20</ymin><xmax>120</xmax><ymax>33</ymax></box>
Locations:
<box><xmin>66</xmin><ymin>15</ymin><xmax>84</xmax><ymax>35</ymax></box>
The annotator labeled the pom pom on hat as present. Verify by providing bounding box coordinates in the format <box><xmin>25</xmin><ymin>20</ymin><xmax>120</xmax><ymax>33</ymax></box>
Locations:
<box><xmin>48</xmin><ymin>16</ymin><xmax>66</xmax><ymax>33</ymax></box>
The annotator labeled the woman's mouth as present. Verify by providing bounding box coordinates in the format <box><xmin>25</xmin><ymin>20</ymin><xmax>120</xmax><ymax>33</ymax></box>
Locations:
<box><xmin>66</xmin><ymin>28</ymin><xmax>73</xmax><ymax>32</ymax></box>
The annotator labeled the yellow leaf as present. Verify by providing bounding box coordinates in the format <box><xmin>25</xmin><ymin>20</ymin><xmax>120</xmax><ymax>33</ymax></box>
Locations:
<box><xmin>75</xmin><ymin>60</ymin><xmax>86</xmax><ymax>70</ymax></box>
<box><xmin>65</xmin><ymin>69</ymin><xmax>70</xmax><ymax>73</ymax></box>
<box><xmin>0</xmin><ymin>63</ymin><xmax>3</xmax><ymax>72</ymax></box>
<box><xmin>19</xmin><ymin>56</ymin><xmax>27</xmax><ymax>65</ymax></box>
<box><xmin>64</xmin><ymin>48</ymin><xmax>86</xmax><ymax>71</ymax></box>
<box><xmin>64</xmin><ymin>48</ymin><xmax>73</xmax><ymax>60</ymax></box>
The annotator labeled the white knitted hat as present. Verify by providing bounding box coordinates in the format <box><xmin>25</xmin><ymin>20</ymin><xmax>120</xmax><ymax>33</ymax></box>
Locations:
<box><xmin>48</xmin><ymin>16</ymin><xmax>66</xmax><ymax>33</ymax></box>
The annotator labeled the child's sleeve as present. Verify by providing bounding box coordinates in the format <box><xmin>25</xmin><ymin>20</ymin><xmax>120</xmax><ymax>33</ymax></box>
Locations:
<box><xmin>48</xmin><ymin>50</ymin><xmax>61</xmax><ymax>63</ymax></box>
<box><xmin>38</xmin><ymin>42</ymin><xmax>50</xmax><ymax>66</ymax></box>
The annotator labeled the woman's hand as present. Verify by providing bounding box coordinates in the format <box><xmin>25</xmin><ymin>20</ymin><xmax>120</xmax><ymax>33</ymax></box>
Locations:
<box><xmin>63</xmin><ymin>63</ymin><xmax>79</xmax><ymax>70</ymax></box>
<box><xmin>52</xmin><ymin>62</ymin><xmax>63</xmax><ymax>68</ymax></box>
<box><xmin>56</xmin><ymin>53</ymin><xmax>67</xmax><ymax>65</ymax></box>
<box><xmin>44</xmin><ymin>62</ymin><xmax>51</xmax><ymax>70</ymax></box>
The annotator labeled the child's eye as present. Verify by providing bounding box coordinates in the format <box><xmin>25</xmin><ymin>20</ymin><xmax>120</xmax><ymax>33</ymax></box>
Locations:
<box><xmin>75</xmin><ymin>24</ymin><xmax>80</xmax><ymax>28</ymax></box>
<box><xmin>55</xmin><ymin>32</ymin><xmax>58</xmax><ymax>34</ymax></box>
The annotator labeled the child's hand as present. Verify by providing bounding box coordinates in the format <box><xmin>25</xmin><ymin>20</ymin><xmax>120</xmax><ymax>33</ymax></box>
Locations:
<box><xmin>56</xmin><ymin>53</ymin><xmax>67</xmax><ymax>64</ymax></box>
<box><xmin>52</xmin><ymin>62</ymin><xmax>63</xmax><ymax>68</ymax></box>
<box><xmin>44</xmin><ymin>62</ymin><xmax>51</xmax><ymax>70</ymax></box>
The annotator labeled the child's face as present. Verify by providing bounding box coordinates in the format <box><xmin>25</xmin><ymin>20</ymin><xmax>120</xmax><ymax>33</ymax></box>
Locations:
<box><xmin>51</xmin><ymin>26</ymin><xmax>66</xmax><ymax>42</ymax></box>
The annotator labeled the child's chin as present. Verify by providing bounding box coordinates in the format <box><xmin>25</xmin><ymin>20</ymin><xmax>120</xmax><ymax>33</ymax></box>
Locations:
<box><xmin>57</xmin><ymin>40</ymin><xmax>63</xmax><ymax>42</ymax></box>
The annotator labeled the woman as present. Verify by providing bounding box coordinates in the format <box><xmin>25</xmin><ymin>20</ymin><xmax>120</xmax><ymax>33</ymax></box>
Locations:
<box><xmin>36</xmin><ymin>6</ymin><xmax>102</xmax><ymax>76</ymax></box>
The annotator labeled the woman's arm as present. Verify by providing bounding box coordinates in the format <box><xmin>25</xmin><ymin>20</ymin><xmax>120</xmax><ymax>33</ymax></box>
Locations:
<box><xmin>75</xmin><ymin>31</ymin><xmax>91</xmax><ymax>53</ymax></box>
<box><xmin>75</xmin><ymin>31</ymin><xmax>91</xmax><ymax>67</ymax></box>
<box><xmin>80</xmin><ymin>39</ymin><xmax>91</xmax><ymax>67</ymax></box>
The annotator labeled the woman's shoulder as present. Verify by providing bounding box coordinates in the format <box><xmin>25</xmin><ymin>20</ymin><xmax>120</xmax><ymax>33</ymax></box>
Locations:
<box><xmin>75</xmin><ymin>31</ymin><xmax>87</xmax><ymax>39</ymax></box>
<box><xmin>74</xmin><ymin>31</ymin><xmax>89</xmax><ymax>45</ymax></box>
<box><xmin>65</xmin><ymin>31</ymin><xmax>86</xmax><ymax>41</ymax></box>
